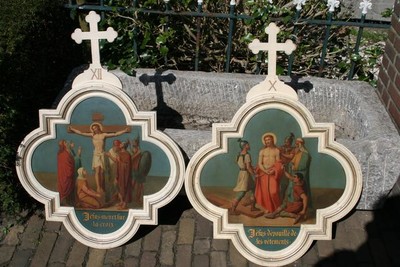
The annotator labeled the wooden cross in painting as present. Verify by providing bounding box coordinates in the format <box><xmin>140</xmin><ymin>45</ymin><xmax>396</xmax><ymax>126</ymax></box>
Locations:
<box><xmin>71</xmin><ymin>11</ymin><xmax>117</xmax><ymax>80</ymax></box>
<box><xmin>67</xmin><ymin>113</ymin><xmax>131</xmax><ymax>134</ymax></box>
<box><xmin>249</xmin><ymin>23</ymin><xmax>296</xmax><ymax>82</ymax></box>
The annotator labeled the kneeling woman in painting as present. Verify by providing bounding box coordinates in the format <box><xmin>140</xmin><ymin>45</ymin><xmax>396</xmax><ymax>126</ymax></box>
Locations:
<box><xmin>75</xmin><ymin>167</ymin><xmax>103</xmax><ymax>209</ymax></box>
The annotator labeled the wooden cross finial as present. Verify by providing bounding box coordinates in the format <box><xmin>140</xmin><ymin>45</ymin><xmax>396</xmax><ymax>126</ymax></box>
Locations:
<box><xmin>70</xmin><ymin>11</ymin><xmax>121</xmax><ymax>88</ymax></box>
<box><xmin>248</xmin><ymin>23</ymin><xmax>296</xmax><ymax>80</ymax></box>
<box><xmin>246</xmin><ymin>23</ymin><xmax>298</xmax><ymax>101</ymax></box>
<box><xmin>71</xmin><ymin>11</ymin><xmax>117</xmax><ymax>68</ymax></box>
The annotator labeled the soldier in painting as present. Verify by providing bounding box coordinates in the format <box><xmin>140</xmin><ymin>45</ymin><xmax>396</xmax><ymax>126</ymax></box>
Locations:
<box><xmin>131</xmin><ymin>137</ymin><xmax>152</xmax><ymax>205</ymax></box>
<box><xmin>264</xmin><ymin>172</ymin><xmax>308</xmax><ymax>225</ymax></box>
<box><xmin>278</xmin><ymin>133</ymin><xmax>296</xmax><ymax>201</ymax></box>
<box><xmin>289</xmin><ymin>138</ymin><xmax>312</xmax><ymax>208</ymax></box>
<box><xmin>229</xmin><ymin>139</ymin><xmax>259</xmax><ymax>215</ymax></box>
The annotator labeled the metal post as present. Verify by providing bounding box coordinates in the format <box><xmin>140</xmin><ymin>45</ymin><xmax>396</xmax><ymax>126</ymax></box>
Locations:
<box><xmin>225</xmin><ymin>1</ymin><xmax>236</xmax><ymax>72</ymax></box>
<box><xmin>132</xmin><ymin>0</ymin><xmax>138</xmax><ymax>62</ymax></box>
<box><xmin>348</xmin><ymin>14</ymin><xmax>366</xmax><ymax>80</ymax></box>
<box><xmin>319</xmin><ymin>11</ymin><xmax>332</xmax><ymax>76</ymax></box>
<box><xmin>288</xmin><ymin>9</ymin><xmax>301</xmax><ymax>76</ymax></box>
<box><xmin>195</xmin><ymin>1</ymin><xmax>203</xmax><ymax>71</ymax></box>
<box><xmin>164</xmin><ymin>0</ymin><xmax>170</xmax><ymax>66</ymax></box>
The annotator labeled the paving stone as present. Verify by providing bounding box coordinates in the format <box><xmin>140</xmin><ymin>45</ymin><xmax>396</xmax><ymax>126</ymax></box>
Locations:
<box><xmin>0</xmin><ymin>245</ymin><xmax>16</xmax><ymax>266</ymax></box>
<box><xmin>195</xmin><ymin>215</ymin><xmax>213</xmax><ymax>238</ymax></box>
<box><xmin>175</xmin><ymin>244</ymin><xmax>192</xmax><ymax>267</ymax></box>
<box><xmin>382</xmin><ymin>233</ymin><xmax>400</xmax><ymax>266</ymax></box>
<box><xmin>248</xmin><ymin>261</ymin><xmax>259</xmax><ymax>267</ymax></box>
<box><xmin>193</xmin><ymin>254</ymin><xmax>209</xmax><ymax>267</ymax></box>
<box><xmin>159</xmin><ymin>230</ymin><xmax>176</xmax><ymax>265</ymax></box>
<box><xmin>1</xmin><ymin>225</ymin><xmax>24</xmax><ymax>246</ymax></box>
<box><xmin>193</xmin><ymin>239</ymin><xmax>211</xmax><ymax>255</ymax></box>
<box><xmin>228</xmin><ymin>241</ymin><xmax>248</xmax><ymax>267</ymax></box>
<box><xmin>104</xmin><ymin>246</ymin><xmax>123</xmax><ymax>266</ymax></box>
<box><xmin>180</xmin><ymin>208</ymin><xmax>197</xmax><ymax>219</ymax></box>
<box><xmin>334</xmin><ymin>249</ymin><xmax>358</xmax><ymax>267</ymax></box>
<box><xmin>124</xmin><ymin>257</ymin><xmax>139</xmax><ymax>267</ymax></box>
<box><xmin>161</xmin><ymin>224</ymin><xmax>177</xmax><ymax>231</ymax></box>
<box><xmin>343</xmin><ymin>211</ymin><xmax>366</xmax><ymax>231</ymax></box>
<box><xmin>354</xmin><ymin>241</ymin><xmax>373</xmax><ymax>263</ymax></box>
<box><xmin>316</xmin><ymin>240</ymin><xmax>335</xmax><ymax>258</ymax></box>
<box><xmin>44</xmin><ymin>221</ymin><xmax>62</xmax><ymax>233</ymax></box>
<box><xmin>47</xmin><ymin>262</ymin><xmax>66</xmax><ymax>267</ymax></box>
<box><xmin>19</xmin><ymin>214</ymin><xmax>44</xmax><ymax>250</ymax></box>
<box><xmin>301</xmin><ymin>245</ymin><xmax>319</xmax><ymax>266</ymax></box>
<box><xmin>346</xmin><ymin>229</ymin><xmax>367</xmax><ymax>251</ymax></box>
<box><xmin>367</xmin><ymin>238</ymin><xmax>392</xmax><ymax>267</ymax></box>
<box><xmin>48</xmin><ymin>226</ymin><xmax>74</xmax><ymax>264</ymax></box>
<box><xmin>140</xmin><ymin>251</ymin><xmax>157</xmax><ymax>267</ymax></box>
<box><xmin>142</xmin><ymin>227</ymin><xmax>161</xmax><ymax>251</ymax></box>
<box><xmin>9</xmin><ymin>248</ymin><xmax>33</xmax><ymax>267</ymax></box>
<box><xmin>86</xmin><ymin>248</ymin><xmax>106</xmax><ymax>267</ymax></box>
<box><xmin>332</xmin><ymin>222</ymin><xmax>354</xmax><ymax>251</ymax></box>
<box><xmin>177</xmin><ymin>218</ymin><xmax>195</xmax><ymax>245</ymax></box>
<box><xmin>211</xmin><ymin>238</ymin><xmax>228</xmax><ymax>251</ymax></box>
<box><xmin>124</xmin><ymin>239</ymin><xmax>142</xmax><ymax>258</ymax></box>
<box><xmin>210</xmin><ymin>251</ymin><xmax>227</xmax><ymax>266</ymax></box>
<box><xmin>30</xmin><ymin>232</ymin><xmax>58</xmax><ymax>267</ymax></box>
<box><xmin>65</xmin><ymin>240</ymin><xmax>89</xmax><ymax>267</ymax></box>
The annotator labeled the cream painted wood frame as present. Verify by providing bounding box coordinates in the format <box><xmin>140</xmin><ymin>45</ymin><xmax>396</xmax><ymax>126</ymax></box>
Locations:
<box><xmin>16</xmin><ymin>79</ymin><xmax>185</xmax><ymax>248</ymax></box>
<box><xmin>185</xmin><ymin>22</ymin><xmax>362</xmax><ymax>265</ymax></box>
<box><xmin>185</xmin><ymin>85</ymin><xmax>363</xmax><ymax>265</ymax></box>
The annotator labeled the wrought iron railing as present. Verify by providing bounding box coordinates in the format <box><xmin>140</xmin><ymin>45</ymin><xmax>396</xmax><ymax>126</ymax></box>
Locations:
<box><xmin>64</xmin><ymin>0</ymin><xmax>391</xmax><ymax>80</ymax></box>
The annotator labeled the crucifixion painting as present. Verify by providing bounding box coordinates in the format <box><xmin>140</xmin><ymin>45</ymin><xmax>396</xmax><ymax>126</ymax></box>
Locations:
<box><xmin>68</xmin><ymin>113</ymin><xmax>130</xmax><ymax>197</ymax></box>
<box><xmin>16</xmin><ymin>11</ymin><xmax>185</xmax><ymax>246</ymax></box>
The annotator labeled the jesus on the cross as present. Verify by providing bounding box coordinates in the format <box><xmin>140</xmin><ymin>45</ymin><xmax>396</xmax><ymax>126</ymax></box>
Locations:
<box><xmin>69</xmin><ymin>122</ymin><xmax>130</xmax><ymax>194</ymax></box>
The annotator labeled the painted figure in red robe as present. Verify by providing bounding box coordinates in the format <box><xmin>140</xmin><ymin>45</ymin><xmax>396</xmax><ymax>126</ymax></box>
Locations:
<box><xmin>57</xmin><ymin>139</ymin><xmax>75</xmax><ymax>206</ymax></box>
<box><xmin>254</xmin><ymin>133</ymin><xmax>283</xmax><ymax>213</ymax></box>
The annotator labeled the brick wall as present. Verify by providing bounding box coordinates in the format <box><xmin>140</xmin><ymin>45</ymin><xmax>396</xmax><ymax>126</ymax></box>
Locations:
<box><xmin>377</xmin><ymin>1</ymin><xmax>400</xmax><ymax>200</ymax></box>
<box><xmin>377</xmin><ymin>0</ymin><xmax>400</xmax><ymax>131</ymax></box>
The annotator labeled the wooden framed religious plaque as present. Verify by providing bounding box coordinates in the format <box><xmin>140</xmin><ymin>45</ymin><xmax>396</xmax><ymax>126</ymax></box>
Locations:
<box><xmin>185</xmin><ymin>23</ymin><xmax>362</xmax><ymax>266</ymax></box>
<box><xmin>16</xmin><ymin>11</ymin><xmax>185</xmax><ymax>248</ymax></box>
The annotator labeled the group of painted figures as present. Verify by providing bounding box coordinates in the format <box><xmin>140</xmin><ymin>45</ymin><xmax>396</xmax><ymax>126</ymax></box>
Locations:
<box><xmin>57</xmin><ymin>122</ymin><xmax>151</xmax><ymax>210</ymax></box>
<box><xmin>230</xmin><ymin>133</ymin><xmax>311</xmax><ymax>224</ymax></box>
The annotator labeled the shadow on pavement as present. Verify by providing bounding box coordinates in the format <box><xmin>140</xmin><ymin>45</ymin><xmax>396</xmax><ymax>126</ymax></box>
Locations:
<box><xmin>315</xmin><ymin>194</ymin><xmax>400</xmax><ymax>266</ymax></box>
<box><xmin>126</xmin><ymin>194</ymin><xmax>192</xmax><ymax>244</ymax></box>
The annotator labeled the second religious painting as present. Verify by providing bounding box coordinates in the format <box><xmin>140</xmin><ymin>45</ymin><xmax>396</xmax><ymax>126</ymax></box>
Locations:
<box><xmin>199</xmin><ymin>108</ymin><xmax>346</xmax><ymax>250</ymax></box>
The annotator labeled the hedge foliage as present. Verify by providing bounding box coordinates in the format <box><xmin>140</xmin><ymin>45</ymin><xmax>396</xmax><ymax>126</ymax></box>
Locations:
<box><xmin>0</xmin><ymin>0</ymin><xmax>388</xmax><ymax>216</ymax></box>
<box><xmin>0</xmin><ymin>0</ymin><xmax>83</xmax><ymax>215</ymax></box>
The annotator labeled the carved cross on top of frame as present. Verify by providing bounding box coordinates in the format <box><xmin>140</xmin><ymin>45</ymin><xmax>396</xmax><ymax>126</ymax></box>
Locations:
<box><xmin>246</xmin><ymin>23</ymin><xmax>298</xmax><ymax>101</ymax></box>
<box><xmin>70</xmin><ymin>11</ymin><xmax>121</xmax><ymax>88</ymax></box>
<box><xmin>71</xmin><ymin>11</ymin><xmax>117</xmax><ymax>68</ymax></box>
<box><xmin>248</xmin><ymin>23</ymin><xmax>296</xmax><ymax>81</ymax></box>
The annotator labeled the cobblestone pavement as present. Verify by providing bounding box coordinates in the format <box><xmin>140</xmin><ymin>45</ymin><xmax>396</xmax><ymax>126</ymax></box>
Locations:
<box><xmin>1</xmin><ymin>195</ymin><xmax>399</xmax><ymax>267</ymax></box>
